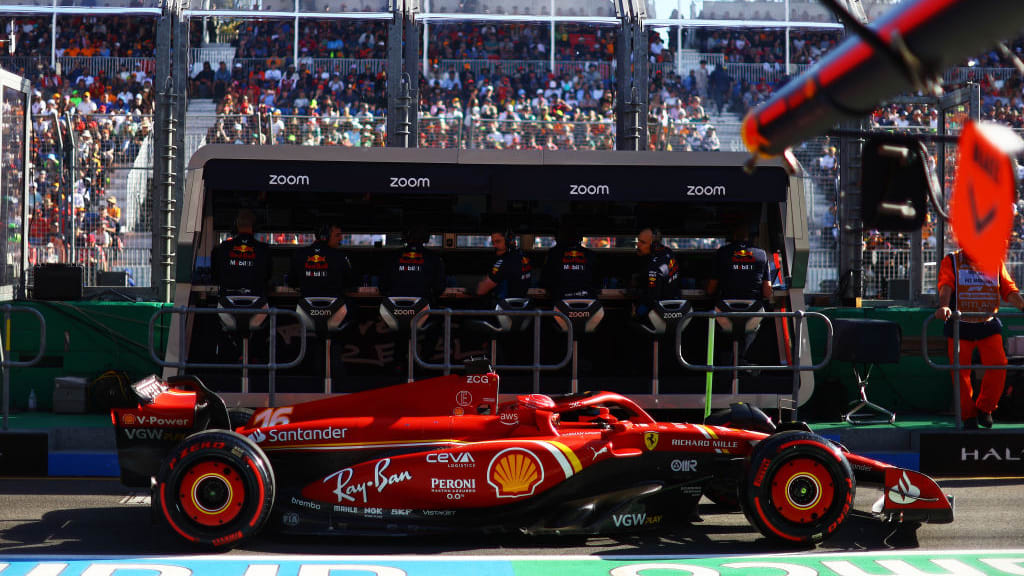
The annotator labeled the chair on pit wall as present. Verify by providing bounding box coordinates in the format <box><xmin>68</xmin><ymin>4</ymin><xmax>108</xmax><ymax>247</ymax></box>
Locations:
<box><xmin>832</xmin><ymin>318</ymin><xmax>901</xmax><ymax>425</ymax></box>
<box><xmin>296</xmin><ymin>296</ymin><xmax>350</xmax><ymax>393</ymax></box>
<box><xmin>217</xmin><ymin>292</ymin><xmax>267</xmax><ymax>392</ymax></box>
<box><xmin>633</xmin><ymin>300</ymin><xmax>692</xmax><ymax>395</ymax></box>
<box><xmin>553</xmin><ymin>298</ymin><xmax>605</xmax><ymax>393</ymax></box>
<box><xmin>379</xmin><ymin>296</ymin><xmax>432</xmax><ymax>382</ymax></box>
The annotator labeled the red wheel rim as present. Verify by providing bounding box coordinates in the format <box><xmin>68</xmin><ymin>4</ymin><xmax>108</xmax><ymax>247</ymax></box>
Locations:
<box><xmin>178</xmin><ymin>460</ymin><xmax>245</xmax><ymax>527</ymax></box>
<box><xmin>768</xmin><ymin>457</ymin><xmax>834</xmax><ymax>524</ymax></box>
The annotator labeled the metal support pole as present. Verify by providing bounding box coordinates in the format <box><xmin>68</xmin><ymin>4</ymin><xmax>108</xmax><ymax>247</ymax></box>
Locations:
<box><xmin>952</xmin><ymin>312</ymin><xmax>962</xmax><ymax>428</ymax></box>
<box><xmin>241</xmin><ymin>336</ymin><xmax>250</xmax><ymax>393</ymax></box>
<box><xmin>571</xmin><ymin>339</ymin><xmax>579</xmax><ymax>394</ymax></box>
<box><xmin>443</xmin><ymin>313</ymin><xmax>451</xmax><ymax>376</ymax></box>
<box><xmin>791</xmin><ymin>310</ymin><xmax>803</xmax><ymax>422</ymax></box>
<box><xmin>652</xmin><ymin>339</ymin><xmax>660</xmax><ymax>397</ymax></box>
<box><xmin>268</xmin><ymin>313</ymin><xmax>277</xmax><ymax>407</ymax></box>
<box><xmin>324</xmin><ymin>338</ymin><xmax>332</xmax><ymax>394</ymax></box>
<box><xmin>407</xmin><ymin>338</ymin><xmax>414</xmax><ymax>383</ymax></box>
<box><xmin>533</xmin><ymin>314</ymin><xmax>541</xmax><ymax>393</ymax></box>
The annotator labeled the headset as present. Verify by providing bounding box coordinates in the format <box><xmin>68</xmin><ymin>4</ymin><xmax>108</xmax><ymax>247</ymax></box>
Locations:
<box><xmin>492</xmin><ymin>228</ymin><xmax>516</xmax><ymax>249</ymax></box>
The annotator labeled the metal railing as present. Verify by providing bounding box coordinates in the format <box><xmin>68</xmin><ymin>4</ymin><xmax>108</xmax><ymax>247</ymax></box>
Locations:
<box><xmin>1</xmin><ymin>306</ymin><xmax>47</xmax><ymax>431</ymax></box>
<box><xmin>676</xmin><ymin>309</ymin><xmax>833</xmax><ymax>421</ymax></box>
<box><xmin>922</xmin><ymin>311</ymin><xmax>1024</xmax><ymax>429</ymax></box>
<box><xmin>149</xmin><ymin>306</ymin><xmax>307</xmax><ymax>408</ymax></box>
<box><xmin>411</xmin><ymin>307</ymin><xmax>574</xmax><ymax>394</ymax></box>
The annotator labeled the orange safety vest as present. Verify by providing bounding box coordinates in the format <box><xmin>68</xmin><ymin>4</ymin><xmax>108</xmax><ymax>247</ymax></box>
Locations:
<box><xmin>954</xmin><ymin>251</ymin><xmax>1000</xmax><ymax>322</ymax></box>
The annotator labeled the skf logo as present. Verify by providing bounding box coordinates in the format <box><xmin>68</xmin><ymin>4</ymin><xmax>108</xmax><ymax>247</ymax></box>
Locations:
<box><xmin>644</xmin><ymin>431</ymin><xmax>659</xmax><ymax>451</ymax></box>
<box><xmin>488</xmin><ymin>448</ymin><xmax>543</xmax><ymax>498</ymax></box>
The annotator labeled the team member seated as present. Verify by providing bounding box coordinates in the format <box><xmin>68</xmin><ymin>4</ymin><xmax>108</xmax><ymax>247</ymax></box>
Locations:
<box><xmin>706</xmin><ymin>221</ymin><xmax>773</xmax><ymax>374</ymax></box>
<box><xmin>633</xmin><ymin>227</ymin><xmax>682</xmax><ymax>330</ymax></box>
<box><xmin>288</xmin><ymin>223</ymin><xmax>357</xmax><ymax>390</ymax></box>
<box><xmin>380</xmin><ymin>225</ymin><xmax>446</xmax><ymax>379</ymax></box>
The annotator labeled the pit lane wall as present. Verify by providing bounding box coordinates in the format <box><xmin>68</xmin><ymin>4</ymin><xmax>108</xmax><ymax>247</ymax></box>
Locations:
<box><xmin>804</xmin><ymin>306</ymin><xmax>953</xmax><ymax>418</ymax></box>
<box><xmin>3</xmin><ymin>301</ymin><xmax>171</xmax><ymax>412</ymax></box>
<box><xmin>0</xmin><ymin>302</ymin><xmax>961</xmax><ymax>417</ymax></box>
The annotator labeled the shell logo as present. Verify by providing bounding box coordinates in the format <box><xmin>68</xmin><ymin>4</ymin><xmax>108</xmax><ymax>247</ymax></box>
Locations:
<box><xmin>122</xmin><ymin>413</ymin><xmax>137</xmax><ymax>425</ymax></box>
<box><xmin>487</xmin><ymin>448</ymin><xmax>544</xmax><ymax>499</ymax></box>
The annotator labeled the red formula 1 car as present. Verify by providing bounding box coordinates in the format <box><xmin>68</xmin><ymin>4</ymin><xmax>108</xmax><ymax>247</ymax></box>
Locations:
<box><xmin>112</xmin><ymin>360</ymin><xmax>953</xmax><ymax>549</ymax></box>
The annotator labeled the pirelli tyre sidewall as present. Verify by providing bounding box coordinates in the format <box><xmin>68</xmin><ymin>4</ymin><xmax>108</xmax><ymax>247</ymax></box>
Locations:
<box><xmin>741</xmin><ymin>430</ymin><xmax>854</xmax><ymax>545</ymax></box>
<box><xmin>156</xmin><ymin>429</ymin><xmax>275</xmax><ymax>548</ymax></box>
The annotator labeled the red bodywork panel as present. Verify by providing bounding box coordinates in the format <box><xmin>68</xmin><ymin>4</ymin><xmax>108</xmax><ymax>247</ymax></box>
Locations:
<box><xmin>232</xmin><ymin>372</ymin><xmax>771</xmax><ymax>512</ymax></box>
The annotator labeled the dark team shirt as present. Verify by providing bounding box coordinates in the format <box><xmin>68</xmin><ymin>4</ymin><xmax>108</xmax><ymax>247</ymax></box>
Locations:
<box><xmin>712</xmin><ymin>241</ymin><xmax>770</xmax><ymax>300</ymax></box>
<box><xmin>287</xmin><ymin>240</ymin><xmax>355</xmax><ymax>297</ymax></box>
<box><xmin>381</xmin><ymin>243</ymin><xmax>446</xmax><ymax>300</ymax></box>
<box><xmin>487</xmin><ymin>248</ymin><xmax>533</xmax><ymax>300</ymax></box>
<box><xmin>541</xmin><ymin>242</ymin><xmax>600</xmax><ymax>299</ymax></box>
<box><xmin>637</xmin><ymin>245</ymin><xmax>681</xmax><ymax>306</ymax></box>
<box><xmin>211</xmin><ymin>233</ymin><xmax>271</xmax><ymax>297</ymax></box>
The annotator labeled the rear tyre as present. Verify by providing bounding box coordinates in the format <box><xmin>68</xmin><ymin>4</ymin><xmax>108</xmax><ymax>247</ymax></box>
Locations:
<box><xmin>741</xmin><ymin>431</ymin><xmax>854</xmax><ymax>545</ymax></box>
<box><xmin>155</xmin><ymin>430</ymin><xmax>275</xmax><ymax>548</ymax></box>
<box><xmin>228</xmin><ymin>407</ymin><xmax>255</xmax><ymax>430</ymax></box>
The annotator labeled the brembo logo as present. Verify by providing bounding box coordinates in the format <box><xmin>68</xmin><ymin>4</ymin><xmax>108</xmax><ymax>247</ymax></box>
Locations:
<box><xmin>390</xmin><ymin>176</ymin><xmax>431</xmax><ymax>189</ymax></box>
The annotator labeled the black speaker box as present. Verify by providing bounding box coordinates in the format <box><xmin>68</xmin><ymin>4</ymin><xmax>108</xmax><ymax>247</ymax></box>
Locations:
<box><xmin>97</xmin><ymin>271</ymin><xmax>128</xmax><ymax>286</ymax></box>
<box><xmin>33</xmin><ymin>264</ymin><xmax>83</xmax><ymax>301</ymax></box>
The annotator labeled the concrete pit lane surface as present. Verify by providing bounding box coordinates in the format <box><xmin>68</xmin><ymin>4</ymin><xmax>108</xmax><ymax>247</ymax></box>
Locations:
<box><xmin>0</xmin><ymin>477</ymin><xmax>1022</xmax><ymax>556</ymax></box>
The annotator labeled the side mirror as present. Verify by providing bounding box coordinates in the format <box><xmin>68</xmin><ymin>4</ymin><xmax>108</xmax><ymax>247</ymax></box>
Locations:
<box><xmin>860</xmin><ymin>137</ymin><xmax>939</xmax><ymax>231</ymax></box>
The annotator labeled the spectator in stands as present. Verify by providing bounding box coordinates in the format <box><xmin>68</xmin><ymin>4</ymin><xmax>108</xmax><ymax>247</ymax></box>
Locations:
<box><xmin>192</xmin><ymin>61</ymin><xmax>215</xmax><ymax>99</ymax></box>
<box><xmin>709</xmin><ymin>63</ymin><xmax>733</xmax><ymax>115</ymax></box>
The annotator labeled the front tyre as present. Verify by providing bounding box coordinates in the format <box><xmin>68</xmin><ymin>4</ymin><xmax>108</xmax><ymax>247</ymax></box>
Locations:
<box><xmin>155</xmin><ymin>430</ymin><xmax>275</xmax><ymax>549</ymax></box>
<box><xmin>741</xmin><ymin>431</ymin><xmax>854</xmax><ymax>545</ymax></box>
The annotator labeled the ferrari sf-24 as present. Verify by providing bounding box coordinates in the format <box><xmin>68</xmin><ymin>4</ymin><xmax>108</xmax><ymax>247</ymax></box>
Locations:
<box><xmin>112</xmin><ymin>360</ymin><xmax>953</xmax><ymax>549</ymax></box>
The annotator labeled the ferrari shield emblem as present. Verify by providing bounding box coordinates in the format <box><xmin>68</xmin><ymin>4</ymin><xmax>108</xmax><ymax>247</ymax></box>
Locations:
<box><xmin>644</xmin><ymin>431</ymin><xmax>659</xmax><ymax>451</ymax></box>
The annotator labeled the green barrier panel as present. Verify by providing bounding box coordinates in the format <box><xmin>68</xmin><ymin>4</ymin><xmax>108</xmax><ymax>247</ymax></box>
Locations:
<box><xmin>6</xmin><ymin>301</ymin><xmax>172</xmax><ymax>412</ymax></box>
<box><xmin>805</xmin><ymin>306</ymin><xmax>951</xmax><ymax>419</ymax></box>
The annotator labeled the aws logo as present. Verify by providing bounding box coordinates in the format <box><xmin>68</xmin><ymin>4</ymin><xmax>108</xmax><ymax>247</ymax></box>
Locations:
<box><xmin>487</xmin><ymin>448</ymin><xmax>543</xmax><ymax>499</ymax></box>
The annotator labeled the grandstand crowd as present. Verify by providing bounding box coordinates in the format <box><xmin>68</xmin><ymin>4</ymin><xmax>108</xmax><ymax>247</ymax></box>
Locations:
<box><xmin>4</xmin><ymin>14</ymin><xmax>1024</xmax><ymax>285</ymax></box>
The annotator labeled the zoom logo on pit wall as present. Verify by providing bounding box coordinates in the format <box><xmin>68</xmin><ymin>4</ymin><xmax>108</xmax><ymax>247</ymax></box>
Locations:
<box><xmin>920</xmin><ymin>432</ymin><xmax>1024</xmax><ymax>476</ymax></box>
